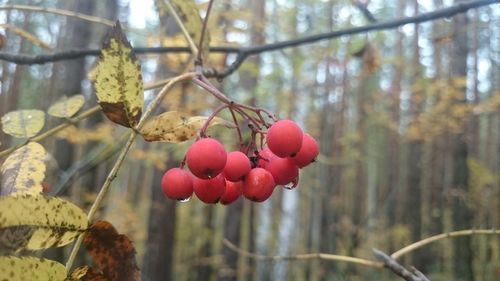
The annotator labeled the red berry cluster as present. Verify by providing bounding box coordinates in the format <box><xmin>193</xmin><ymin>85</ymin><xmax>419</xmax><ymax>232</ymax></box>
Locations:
<box><xmin>161</xmin><ymin>119</ymin><xmax>319</xmax><ymax>204</ymax></box>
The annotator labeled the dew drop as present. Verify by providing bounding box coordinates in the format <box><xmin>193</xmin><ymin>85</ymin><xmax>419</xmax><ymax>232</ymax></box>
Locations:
<box><xmin>178</xmin><ymin>197</ymin><xmax>191</xmax><ymax>203</ymax></box>
<box><xmin>284</xmin><ymin>182</ymin><xmax>296</xmax><ymax>190</ymax></box>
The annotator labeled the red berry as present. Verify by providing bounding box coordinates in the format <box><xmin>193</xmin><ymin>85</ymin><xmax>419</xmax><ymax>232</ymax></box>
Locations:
<box><xmin>256</xmin><ymin>148</ymin><xmax>274</xmax><ymax>169</ymax></box>
<box><xmin>290</xmin><ymin>133</ymin><xmax>319</xmax><ymax>168</ymax></box>
<box><xmin>186</xmin><ymin>138</ymin><xmax>227</xmax><ymax>179</ymax></box>
<box><xmin>193</xmin><ymin>174</ymin><xmax>226</xmax><ymax>203</ymax></box>
<box><xmin>265</xmin><ymin>157</ymin><xmax>299</xmax><ymax>185</ymax></box>
<box><xmin>223</xmin><ymin>151</ymin><xmax>252</xmax><ymax>182</ymax></box>
<box><xmin>161</xmin><ymin>168</ymin><xmax>193</xmax><ymax>200</ymax></box>
<box><xmin>220</xmin><ymin>180</ymin><xmax>243</xmax><ymax>205</ymax></box>
<box><xmin>242</xmin><ymin>168</ymin><xmax>276</xmax><ymax>202</ymax></box>
<box><xmin>266</xmin><ymin>120</ymin><xmax>303</xmax><ymax>157</ymax></box>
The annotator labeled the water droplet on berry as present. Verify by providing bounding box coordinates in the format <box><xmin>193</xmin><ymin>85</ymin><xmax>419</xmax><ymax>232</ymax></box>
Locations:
<box><xmin>178</xmin><ymin>197</ymin><xmax>191</xmax><ymax>203</ymax></box>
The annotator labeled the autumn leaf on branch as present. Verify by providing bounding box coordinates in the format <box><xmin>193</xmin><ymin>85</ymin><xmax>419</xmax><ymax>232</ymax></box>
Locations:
<box><xmin>82</xmin><ymin>220</ymin><xmax>140</xmax><ymax>281</ymax></box>
<box><xmin>92</xmin><ymin>22</ymin><xmax>144</xmax><ymax>128</ymax></box>
<box><xmin>48</xmin><ymin>95</ymin><xmax>86</xmax><ymax>118</ymax></box>
<box><xmin>0</xmin><ymin>194</ymin><xmax>88</xmax><ymax>254</ymax></box>
<box><xmin>1</xmin><ymin>109</ymin><xmax>45</xmax><ymax>138</ymax></box>
<box><xmin>0</xmin><ymin>256</ymin><xmax>67</xmax><ymax>281</ymax></box>
<box><xmin>140</xmin><ymin>111</ymin><xmax>234</xmax><ymax>143</ymax></box>
<box><xmin>0</xmin><ymin>142</ymin><xmax>47</xmax><ymax>196</ymax></box>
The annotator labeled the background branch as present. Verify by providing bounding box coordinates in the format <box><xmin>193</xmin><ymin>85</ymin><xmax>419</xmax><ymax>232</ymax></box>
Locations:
<box><xmin>373</xmin><ymin>249</ymin><xmax>431</xmax><ymax>281</ymax></box>
<box><xmin>0</xmin><ymin>0</ymin><xmax>496</xmax><ymax>79</ymax></box>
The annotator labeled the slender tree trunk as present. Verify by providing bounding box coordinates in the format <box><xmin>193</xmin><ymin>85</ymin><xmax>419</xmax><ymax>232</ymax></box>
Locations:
<box><xmin>450</xmin><ymin>1</ymin><xmax>474</xmax><ymax>280</ymax></box>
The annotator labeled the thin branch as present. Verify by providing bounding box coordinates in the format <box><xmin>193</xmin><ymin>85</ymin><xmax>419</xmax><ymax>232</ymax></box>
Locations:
<box><xmin>197</xmin><ymin>0</ymin><xmax>215</xmax><ymax>65</ymax></box>
<box><xmin>163</xmin><ymin>0</ymin><xmax>199</xmax><ymax>57</ymax></box>
<box><xmin>373</xmin><ymin>249</ymin><xmax>431</xmax><ymax>281</ymax></box>
<box><xmin>0</xmin><ymin>4</ymin><xmax>115</xmax><ymax>27</ymax></box>
<box><xmin>0</xmin><ymin>23</ymin><xmax>52</xmax><ymax>50</ymax></box>
<box><xmin>222</xmin><ymin>238</ymin><xmax>383</xmax><ymax>268</ymax></box>
<box><xmin>390</xmin><ymin>229</ymin><xmax>500</xmax><ymax>260</ymax></box>
<box><xmin>0</xmin><ymin>0</ymin><xmax>495</xmax><ymax>79</ymax></box>
<box><xmin>65</xmin><ymin>72</ymin><xmax>196</xmax><ymax>270</ymax></box>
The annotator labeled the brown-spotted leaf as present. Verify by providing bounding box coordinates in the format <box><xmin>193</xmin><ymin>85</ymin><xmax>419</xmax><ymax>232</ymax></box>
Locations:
<box><xmin>83</xmin><ymin>220</ymin><xmax>140</xmax><ymax>281</ymax></box>
<box><xmin>0</xmin><ymin>194</ymin><xmax>88</xmax><ymax>254</ymax></box>
<box><xmin>93</xmin><ymin>22</ymin><xmax>144</xmax><ymax>127</ymax></box>
<box><xmin>139</xmin><ymin>111</ymin><xmax>234</xmax><ymax>143</ymax></box>
<box><xmin>1</xmin><ymin>109</ymin><xmax>45</xmax><ymax>138</ymax></box>
<box><xmin>1</xmin><ymin>142</ymin><xmax>46</xmax><ymax>196</ymax></box>
<box><xmin>68</xmin><ymin>266</ymin><xmax>108</xmax><ymax>281</ymax></box>
<box><xmin>48</xmin><ymin>95</ymin><xmax>85</xmax><ymax>118</ymax></box>
<box><xmin>0</xmin><ymin>256</ymin><xmax>67</xmax><ymax>281</ymax></box>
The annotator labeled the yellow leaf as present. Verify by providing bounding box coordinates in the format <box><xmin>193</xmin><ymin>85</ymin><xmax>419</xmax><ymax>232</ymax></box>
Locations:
<box><xmin>140</xmin><ymin>111</ymin><xmax>234</xmax><ymax>143</ymax></box>
<box><xmin>68</xmin><ymin>266</ymin><xmax>108</xmax><ymax>281</ymax></box>
<box><xmin>1</xmin><ymin>109</ymin><xmax>45</xmax><ymax>138</ymax></box>
<box><xmin>1</xmin><ymin>142</ymin><xmax>47</xmax><ymax>196</ymax></box>
<box><xmin>93</xmin><ymin>22</ymin><xmax>144</xmax><ymax>128</ymax></box>
<box><xmin>156</xmin><ymin>0</ymin><xmax>211</xmax><ymax>60</ymax></box>
<box><xmin>0</xmin><ymin>256</ymin><xmax>67</xmax><ymax>281</ymax></box>
<box><xmin>0</xmin><ymin>194</ymin><xmax>88</xmax><ymax>253</ymax></box>
<box><xmin>48</xmin><ymin>95</ymin><xmax>85</xmax><ymax>118</ymax></box>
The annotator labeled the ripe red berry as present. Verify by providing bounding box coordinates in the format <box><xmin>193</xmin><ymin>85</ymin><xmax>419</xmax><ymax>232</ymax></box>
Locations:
<box><xmin>256</xmin><ymin>148</ymin><xmax>274</xmax><ymax>169</ymax></box>
<box><xmin>266</xmin><ymin>120</ymin><xmax>303</xmax><ymax>157</ymax></box>
<box><xmin>223</xmin><ymin>151</ymin><xmax>252</xmax><ymax>182</ymax></box>
<box><xmin>220</xmin><ymin>180</ymin><xmax>243</xmax><ymax>205</ymax></box>
<box><xmin>242</xmin><ymin>168</ymin><xmax>276</xmax><ymax>202</ymax></box>
<box><xmin>265</xmin><ymin>157</ymin><xmax>299</xmax><ymax>185</ymax></box>
<box><xmin>290</xmin><ymin>133</ymin><xmax>319</xmax><ymax>168</ymax></box>
<box><xmin>161</xmin><ymin>168</ymin><xmax>193</xmax><ymax>200</ymax></box>
<box><xmin>186</xmin><ymin>138</ymin><xmax>227</xmax><ymax>179</ymax></box>
<box><xmin>193</xmin><ymin>174</ymin><xmax>226</xmax><ymax>203</ymax></box>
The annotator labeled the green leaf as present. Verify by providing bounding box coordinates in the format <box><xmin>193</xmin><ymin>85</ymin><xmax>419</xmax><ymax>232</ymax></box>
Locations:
<box><xmin>1</xmin><ymin>109</ymin><xmax>45</xmax><ymax>138</ymax></box>
<box><xmin>0</xmin><ymin>256</ymin><xmax>67</xmax><ymax>281</ymax></box>
<box><xmin>0</xmin><ymin>194</ymin><xmax>88</xmax><ymax>253</ymax></box>
<box><xmin>93</xmin><ymin>22</ymin><xmax>144</xmax><ymax>128</ymax></box>
<box><xmin>48</xmin><ymin>95</ymin><xmax>85</xmax><ymax>118</ymax></box>
<box><xmin>1</xmin><ymin>142</ymin><xmax>47</xmax><ymax>196</ymax></box>
<box><xmin>140</xmin><ymin>111</ymin><xmax>234</xmax><ymax>143</ymax></box>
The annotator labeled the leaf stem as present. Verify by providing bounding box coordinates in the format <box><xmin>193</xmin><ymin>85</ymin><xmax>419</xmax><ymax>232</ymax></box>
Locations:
<box><xmin>65</xmin><ymin>72</ymin><xmax>196</xmax><ymax>270</ymax></box>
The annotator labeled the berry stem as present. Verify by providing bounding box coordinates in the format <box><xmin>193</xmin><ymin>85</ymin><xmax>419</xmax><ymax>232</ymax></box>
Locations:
<box><xmin>228</xmin><ymin>106</ymin><xmax>244</xmax><ymax>148</ymax></box>
<box><xmin>198</xmin><ymin>103</ymin><xmax>228</xmax><ymax>138</ymax></box>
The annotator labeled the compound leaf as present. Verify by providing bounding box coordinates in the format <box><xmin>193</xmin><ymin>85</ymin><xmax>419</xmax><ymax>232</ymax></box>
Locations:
<box><xmin>0</xmin><ymin>194</ymin><xmax>88</xmax><ymax>253</ymax></box>
<box><xmin>48</xmin><ymin>95</ymin><xmax>85</xmax><ymax>118</ymax></box>
<box><xmin>0</xmin><ymin>256</ymin><xmax>67</xmax><ymax>281</ymax></box>
<box><xmin>1</xmin><ymin>109</ymin><xmax>45</xmax><ymax>138</ymax></box>
<box><xmin>93</xmin><ymin>22</ymin><xmax>143</xmax><ymax>128</ymax></box>
<box><xmin>1</xmin><ymin>142</ymin><xmax>47</xmax><ymax>196</ymax></box>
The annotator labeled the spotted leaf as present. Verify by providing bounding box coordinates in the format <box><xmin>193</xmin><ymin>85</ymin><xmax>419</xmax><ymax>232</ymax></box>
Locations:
<box><xmin>0</xmin><ymin>142</ymin><xmax>46</xmax><ymax>196</ymax></box>
<box><xmin>93</xmin><ymin>22</ymin><xmax>143</xmax><ymax>128</ymax></box>
<box><xmin>139</xmin><ymin>111</ymin><xmax>234</xmax><ymax>143</ymax></box>
<box><xmin>83</xmin><ymin>220</ymin><xmax>140</xmax><ymax>281</ymax></box>
<box><xmin>0</xmin><ymin>256</ymin><xmax>67</xmax><ymax>281</ymax></box>
<box><xmin>0</xmin><ymin>194</ymin><xmax>88</xmax><ymax>254</ymax></box>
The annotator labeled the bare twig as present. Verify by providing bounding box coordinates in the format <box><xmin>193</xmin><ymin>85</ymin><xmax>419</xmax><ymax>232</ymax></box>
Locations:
<box><xmin>222</xmin><ymin>238</ymin><xmax>383</xmax><ymax>268</ymax></box>
<box><xmin>373</xmin><ymin>249</ymin><xmax>431</xmax><ymax>281</ymax></box>
<box><xmin>0</xmin><ymin>23</ymin><xmax>52</xmax><ymax>50</ymax></box>
<box><xmin>390</xmin><ymin>229</ymin><xmax>500</xmax><ymax>260</ymax></box>
<box><xmin>0</xmin><ymin>0</ymin><xmax>496</xmax><ymax>79</ymax></box>
<box><xmin>65</xmin><ymin>72</ymin><xmax>196</xmax><ymax>270</ymax></box>
<box><xmin>0</xmin><ymin>4</ymin><xmax>115</xmax><ymax>27</ymax></box>
<box><xmin>197</xmin><ymin>0</ymin><xmax>215</xmax><ymax>65</ymax></box>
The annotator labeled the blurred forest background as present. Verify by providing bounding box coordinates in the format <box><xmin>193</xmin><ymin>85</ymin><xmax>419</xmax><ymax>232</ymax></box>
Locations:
<box><xmin>0</xmin><ymin>0</ymin><xmax>499</xmax><ymax>280</ymax></box>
